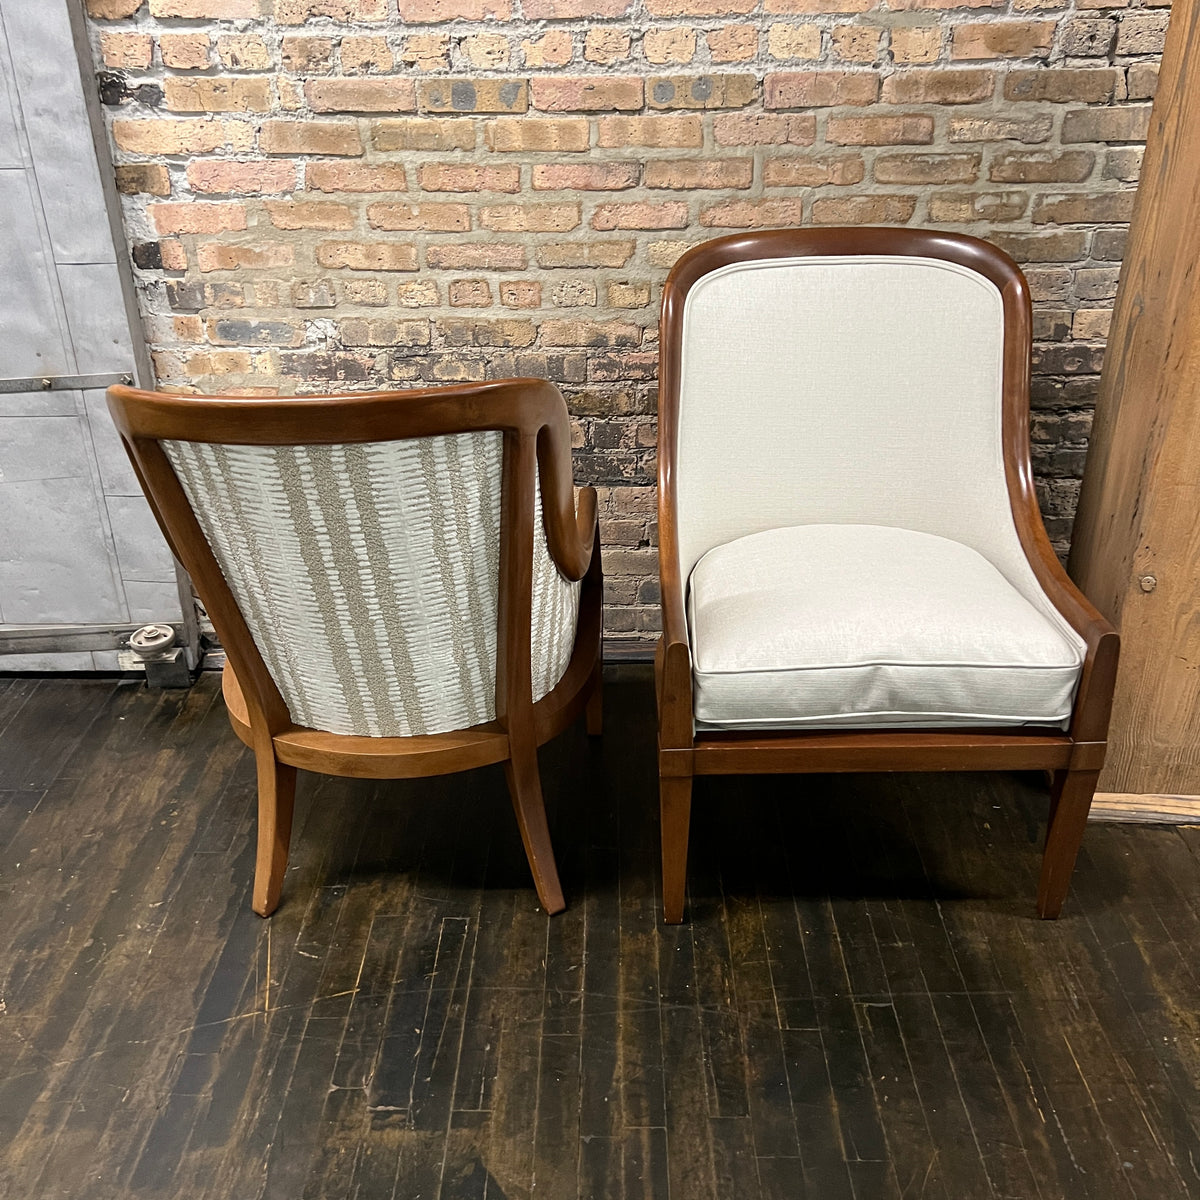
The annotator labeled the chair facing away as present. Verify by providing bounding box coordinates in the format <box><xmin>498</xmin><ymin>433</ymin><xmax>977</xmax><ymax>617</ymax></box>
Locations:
<box><xmin>108</xmin><ymin>379</ymin><xmax>602</xmax><ymax>917</ymax></box>
<box><xmin>656</xmin><ymin>228</ymin><xmax>1118</xmax><ymax>923</ymax></box>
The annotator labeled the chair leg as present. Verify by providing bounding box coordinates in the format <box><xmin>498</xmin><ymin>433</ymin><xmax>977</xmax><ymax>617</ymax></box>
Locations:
<box><xmin>504</xmin><ymin>739</ymin><xmax>566</xmax><ymax>915</ymax></box>
<box><xmin>1037</xmin><ymin>768</ymin><xmax>1100</xmax><ymax>920</ymax></box>
<box><xmin>585</xmin><ymin>666</ymin><xmax>603</xmax><ymax>737</ymax></box>
<box><xmin>660</xmin><ymin>773</ymin><xmax>693</xmax><ymax>925</ymax></box>
<box><xmin>252</xmin><ymin>751</ymin><xmax>297</xmax><ymax>918</ymax></box>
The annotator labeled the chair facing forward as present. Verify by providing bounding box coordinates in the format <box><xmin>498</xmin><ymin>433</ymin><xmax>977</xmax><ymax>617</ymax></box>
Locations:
<box><xmin>656</xmin><ymin>228</ymin><xmax>1118</xmax><ymax>923</ymax></box>
<box><xmin>108</xmin><ymin>379</ymin><xmax>602</xmax><ymax>917</ymax></box>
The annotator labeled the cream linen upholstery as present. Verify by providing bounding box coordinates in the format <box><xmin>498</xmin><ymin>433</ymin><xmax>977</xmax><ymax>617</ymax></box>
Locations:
<box><xmin>688</xmin><ymin>525</ymin><xmax>1085</xmax><ymax>730</ymax></box>
<box><xmin>163</xmin><ymin>432</ymin><xmax>579</xmax><ymax>738</ymax></box>
<box><xmin>676</xmin><ymin>253</ymin><xmax>1084</xmax><ymax>730</ymax></box>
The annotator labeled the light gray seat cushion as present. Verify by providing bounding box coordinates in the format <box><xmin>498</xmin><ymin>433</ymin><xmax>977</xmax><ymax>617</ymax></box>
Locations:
<box><xmin>687</xmin><ymin>524</ymin><xmax>1086</xmax><ymax>731</ymax></box>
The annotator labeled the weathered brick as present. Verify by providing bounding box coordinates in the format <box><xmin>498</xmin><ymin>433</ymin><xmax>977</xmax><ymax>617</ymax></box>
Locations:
<box><xmin>592</xmin><ymin>201</ymin><xmax>689</xmax><ymax>230</ymax></box>
<box><xmin>480</xmin><ymin>203</ymin><xmax>581</xmax><ymax>232</ymax></box>
<box><xmin>281</xmin><ymin>37</ymin><xmax>333</xmax><ymax>73</ymax></box>
<box><xmin>340</xmin><ymin>36</ymin><xmax>394</xmax><ymax>73</ymax></box>
<box><xmin>763</xmin><ymin>153</ymin><xmax>865</xmax><ymax>186</ymax></box>
<box><xmin>418</xmin><ymin>164</ymin><xmax>521</xmax><ymax>193</ymax></box>
<box><xmin>115</xmin><ymin>163</ymin><xmax>170</xmax><ymax>195</ymax></box>
<box><xmin>873</xmin><ymin>152</ymin><xmax>979</xmax><ymax>183</ymax></box>
<box><xmin>1117</xmin><ymin>11</ymin><xmax>1169</xmax><ymax>55</ymax></box>
<box><xmin>486</xmin><ymin>117</ymin><xmax>589</xmax><ymax>152</ymax></box>
<box><xmin>373</xmin><ymin>118</ymin><xmax>475</xmax><ymax>152</ymax></box>
<box><xmin>1127</xmin><ymin>62</ymin><xmax>1159</xmax><ymax>102</ymax></box>
<box><xmin>521</xmin><ymin>31</ymin><xmax>574</xmax><ymax>68</ymax></box>
<box><xmin>159</xmin><ymin>33</ymin><xmax>211</xmax><ymax>69</ymax></box>
<box><xmin>217</xmin><ymin>34</ymin><xmax>272</xmax><ymax>71</ymax></box>
<box><xmin>646</xmin><ymin>0</ymin><xmax>754</xmax><ymax>12</ymax></box>
<box><xmin>501</xmin><ymin>281</ymin><xmax>542</xmax><ymax>307</ymax></box>
<box><xmin>989</xmin><ymin>150</ymin><xmax>1095</xmax><ymax>183</ymax></box>
<box><xmin>150</xmin><ymin>0</ymin><xmax>262</xmax><ymax>14</ymax></box>
<box><xmin>275</xmin><ymin>0</ymin><xmax>386</xmax><ymax>18</ymax></box>
<box><xmin>1062</xmin><ymin>16</ymin><xmax>1116</xmax><ymax>56</ymax></box>
<box><xmin>306</xmin><ymin>162</ymin><xmax>408</xmax><ymax>191</ymax></box>
<box><xmin>449</xmin><ymin>280</ymin><xmax>494</xmax><ymax>307</ymax></box>
<box><xmin>160</xmin><ymin>240</ymin><xmax>188</xmax><ymax>270</ymax></box>
<box><xmin>306</xmin><ymin>79</ymin><xmax>417</xmax><ymax>113</ymax></box>
<box><xmin>1103</xmin><ymin>147</ymin><xmax>1143</xmax><ymax>182</ymax></box>
<box><xmin>260</xmin><ymin>119</ymin><xmax>362</xmax><ymax>156</ymax></box>
<box><xmin>526</xmin><ymin>0</ymin><xmax>629</xmax><ymax>14</ymax></box>
<box><xmin>881</xmin><ymin>69</ymin><xmax>994</xmax><ymax>104</ymax></box>
<box><xmin>164</xmin><ymin>77</ymin><xmax>272</xmax><ymax>112</ymax></box>
<box><xmin>317</xmin><ymin>241</ymin><xmax>419</xmax><ymax>271</ymax></box>
<box><xmin>713</xmin><ymin>112</ymin><xmax>815</xmax><ymax>145</ymax></box>
<box><xmin>585</xmin><ymin>28</ymin><xmax>632</xmax><ymax>64</ymax></box>
<box><xmin>765</xmin><ymin>70</ymin><xmax>879</xmax><ymax>107</ymax></box>
<box><xmin>1092</xmin><ymin>228</ymin><xmax>1128</xmax><ymax>260</ymax></box>
<box><xmin>1072</xmin><ymin>309</ymin><xmax>1113</xmax><ymax>338</ymax></box>
<box><xmin>951</xmin><ymin>21</ymin><xmax>1056</xmax><ymax>58</ymax></box>
<box><xmin>1061</xmin><ymin>105</ymin><xmax>1151</xmax><ymax>143</ymax></box>
<box><xmin>186</xmin><ymin>160</ymin><xmax>297</xmax><ymax>194</ymax></box>
<box><xmin>396</xmin><ymin>280</ymin><xmax>440</xmax><ymax>306</ymax></box>
<box><xmin>292</xmin><ymin>280</ymin><xmax>337</xmax><ymax>308</ymax></box>
<box><xmin>419</xmin><ymin>78</ymin><xmax>528</xmax><ymax>114</ymax></box>
<box><xmin>151</xmin><ymin>202</ymin><xmax>248</xmax><ymax>234</ymax></box>
<box><xmin>645</xmin><ymin>28</ymin><xmax>698</xmax><ymax>64</ymax></box>
<box><xmin>827</xmin><ymin>114</ymin><xmax>934</xmax><ymax>145</ymax></box>
<box><xmin>832</xmin><ymin>25</ymin><xmax>884</xmax><ymax>62</ymax></box>
<box><xmin>425</xmin><ymin>243</ymin><xmax>528</xmax><ymax>269</ymax></box>
<box><xmin>1003</xmin><ymin>68</ymin><xmax>1120</xmax><ymax>103</ymax></box>
<box><xmin>367</xmin><ymin>203</ymin><xmax>472</xmax><ymax>231</ymax></box>
<box><xmin>532</xmin><ymin>77</ymin><xmax>643</xmax><ymax>112</ymax></box>
<box><xmin>645</xmin><ymin>159</ymin><xmax>754</xmax><ymax>189</ymax></box>
<box><xmin>647</xmin><ymin>74</ymin><xmax>757</xmax><ymax>109</ymax></box>
<box><xmin>533</xmin><ymin>163</ymin><xmax>640</xmax><ymax>190</ymax></box>
<box><xmin>765</xmin><ymin>0</ymin><xmax>873</xmax><ymax>11</ymax></box>
<box><xmin>700</xmin><ymin>198</ymin><xmax>807</xmax><ymax>227</ymax></box>
<box><xmin>947</xmin><ymin>114</ymin><xmax>1052</xmax><ymax>143</ymax></box>
<box><xmin>207</xmin><ymin>318</ymin><xmax>303</xmax><ymax>347</ymax></box>
<box><xmin>991</xmin><ymin>230</ymin><xmax>1089</xmax><ymax>262</ymax></box>
<box><xmin>1032</xmin><ymin>191</ymin><xmax>1136</xmax><ymax>224</ymax></box>
<box><xmin>607</xmin><ymin>281</ymin><xmax>652</xmax><ymax>308</ymax></box>
<box><xmin>538</xmin><ymin>241</ymin><xmax>636</xmax><ymax>267</ymax></box>
<box><xmin>86</xmin><ymin>0</ymin><xmax>143</xmax><ymax>16</ymax></box>
<box><xmin>461</xmin><ymin>33</ymin><xmax>511</xmax><ymax>69</ymax></box>
<box><xmin>341</xmin><ymin>318</ymin><xmax>430</xmax><ymax>346</ymax></box>
<box><xmin>101</xmin><ymin>32</ymin><xmax>152</xmax><ymax>69</ymax></box>
<box><xmin>767</xmin><ymin>24</ymin><xmax>823</xmax><ymax>60</ymax></box>
<box><xmin>927</xmin><ymin>191</ymin><xmax>1027</xmax><ymax>221</ymax></box>
<box><xmin>597</xmin><ymin>115</ymin><xmax>703</xmax><ymax>147</ymax></box>
<box><xmin>889</xmin><ymin>26</ymin><xmax>942</xmax><ymax>62</ymax></box>
<box><xmin>542</xmin><ymin>321</ymin><xmax>641</xmax><ymax>348</ymax></box>
<box><xmin>551</xmin><ymin>279</ymin><xmax>598</xmax><ymax>306</ymax></box>
<box><xmin>264</xmin><ymin>200</ymin><xmax>355</xmax><ymax>229</ymax></box>
<box><xmin>812</xmin><ymin>194</ymin><xmax>917</xmax><ymax>223</ymax></box>
<box><xmin>399</xmin><ymin>34</ymin><xmax>451</xmax><ymax>70</ymax></box>
<box><xmin>707</xmin><ymin>25</ymin><xmax>758</xmax><ymax>61</ymax></box>
<box><xmin>197</xmin><ymin>242</ymin><xmax>295</xmax><ymax>272</ymax></box>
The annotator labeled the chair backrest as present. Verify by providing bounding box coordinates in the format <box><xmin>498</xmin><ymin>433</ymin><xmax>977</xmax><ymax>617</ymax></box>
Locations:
<box><xmin>107</xmin><ymin>381</ymin><xmax>581</xmax><ymax>739</ymax></box>
<box><xmin>660</xmin><ymin>228</ymin><xmax>1048</xmax><ymax>611</ymax></box>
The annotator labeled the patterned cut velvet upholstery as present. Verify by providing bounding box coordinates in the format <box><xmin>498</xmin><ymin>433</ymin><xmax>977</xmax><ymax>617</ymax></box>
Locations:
<box><xmin>164</xmin><ymin>431</ymin><xmax>580</xmax><ymax>738</ymax></box>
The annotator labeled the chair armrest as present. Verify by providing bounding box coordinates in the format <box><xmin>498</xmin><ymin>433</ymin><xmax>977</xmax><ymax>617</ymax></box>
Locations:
<box><xmin>535</xmin><ymin>397</ymin><xmax>598</xmax><ymax>583</ymax></box>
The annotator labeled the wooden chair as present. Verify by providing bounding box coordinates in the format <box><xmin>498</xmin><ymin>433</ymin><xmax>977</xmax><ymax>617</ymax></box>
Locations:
<box><xmin>655</xmin><ymin>228</ymin><xmax>1118</xmax><ymax>923</ymax></box>
<box><xmin>107</xmin><ymin>379</ymin><xmax>602</xmax><ymax>917</ymax></box>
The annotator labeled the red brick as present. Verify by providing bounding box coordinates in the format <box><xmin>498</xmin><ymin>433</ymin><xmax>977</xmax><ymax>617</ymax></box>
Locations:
<box><xmin>100</xmin><ymin>32</ymin><xmax>152</xmax><ymax>69</ymax></box>
<box><xmin>418</xmin><ymin>78</ymin><xmax>528</xmax><ymax>114</ymax></box>
<box><xmin>764</xmin><ymin>0</ymin><xmax>872</xmax><ymax>10</ymax></box>
<box><xmin>533</xmin><ymin>163</ymin><xmax>640</xmax><ymax>190</ymax></box>
<box><xmin>885</xmin><ymin>0</ymin><xmax>1001</xmax><ymax>9</ymax></box>
<box><xmin>340</xmin><ymin>36</ymin><xmax>393</xmax><ymax>73</ymax></box>
<box><xmin>367</xmin><ymin>203</ymin><xmax>472</xmax><ymax>231</ymax></box>
<box><xmin>927</xmin><ymin>192</ymin><xmax>1026</xmax><ymax>221</ymax></box>
<box><xmin>827</xmin><ymin>114</ymin><xmax>934</xmax><ymax>145</ymax></box>
<box><xmin>164</xmin><ymin>77</ymin><xmax>272</xmax><ymax>112</ymax></box>
<box><xmin>537</xmin><ymin>242</ymin><xmax>636</xmax><ymax>267</ymax></box>
<box><xmin>707</xmin><ymin>25</ymin><xmax>758</xmax><ymax>61</ymax></box>
<box><xmin>646</xmin><ymin>27</ymin><xmax>700</xmax><ymax>63</ymax></box>
<box><xmin>448</xmin><ymin>280</ymin><xmax>493</xmax><ymax>307</ymax></box>
<box><xmin>217</xmin><ymin>34</ymin><xmax>272</xmax><ymax>70</ymax></box>
<box><xmin>812</xmin><ymin>195</ymin><xmax>917</xmax><ymax>224</ymax></box>
<box><xmin>1032</xmin><ymin>191</ymin><xmax>1136</xmax><ymax>224</ymax></box>
<box><xmin>501</xmin><ymin>281</ymin><xmax>542</xmax><ymax>307</ymax></box>
<box><xmin>713</xmin><ymin>112</ymin><xmax>815</xmax><ymax>145</ymax></box>
<box><xmin>281</xmin><ymin>37</ymin><xmax>333</xmax><ymax>72</ymax></box>
<box><xmin>989</xmin><ymin>151</ymin><xmax>1095</xmax><ymax>183</ymax></box>
<box><xmin>765</xmin><ymin>70</ymin><xmax>879</xmax><ymax>107</ymax></box>
<box><xmin>763</xmin><ymin>153</ymin><xmax>865</xmax><ymax>186</ymax></box>
<box><xmin>264</xmin><ymin>200</ymin><xmax>355</xmax><ymax>229</ymax></box>
<box><xmin>541</xmin><ymin>320</ymin><xmax>641</xmax><ymax>348</ymax></box>
<box><xmin>306</xmin><ymin>162</ymin><xmax>408</xmax><ymax>192</ymax></box>
<box><xmin>592</xmin><ymin>202</ymin><xmax>689</xmax><ymax>230</ymax></box>
<box><xmin>531</xmin><ymin>77</ymin><xmax>643</xmax><ymax>112</ymax></box>
<box><xmin>647</xmin><ymin>74</ymin><xmax>757</xmax><ymax>109</ymax></box>
<box><xmin>647</xmin><ymin>0</ymin><xmax>755</xmax><ymax>12</ymax></box>
<box><xmin>486</xmin><ymin>118</ymin><xmax>589</xmax><ymax>152</ymax></box>
<box><xmin>151</xmin><ymin>202</ymin><xmax>247</xmax><ymax>235</ymax></box>
<box><xmin>951</xmin><ymin>21</ymin><xmax>1056</xmax><ymax>58</ymax></box>
<box><xmin>372</xmin><ymin>118</ymin><xmax>475</xmax><ymax>152</ymax></box>
<box><xmin>260</xmin><ymin>120</ymin><xmax>362</xmax><ymax>156</ymax></box>
<box><xmin>700</xmin><ymin>198</ymin><xmax>806</xmax><ymax>226</ymax></box>
<box><xmin>1003</xmin><ymin>68</ymin><xmax>1120</xmax><ymax>102</ymax></box>
<box><xmin>596</xmin><ymin>115</ymin><xmax>703</xmax><ymax>147</ymax></box>
<box><xmin>316</xmin><ymin>241</ymin><xmax>418</xmax><ymax>271</ymax></box>
<box><xmin>186</xmin><ymin>160</ymin><xmax>297</xmax><ymax>194</ymax></box>
<box><xmin>306</xmin><ymin>79</ymin><xmax>416</xmax><ymax>113</ymax></box>
<box><xmin>873</xmin><ymin>152</ymin><xmax>979</xmax><ymax>183</ymax></box>
<box><xmin>881</xmin><ymin>69</ymin><xmax>995</xmax><ymax>104</ymax></box>
<box><xmin>480</xmin><ymin>204</ymin><xmax>582</xmax><ymax>232</ymax></box>
<box><xmin>425</xmin><ymin>244</ymin><xmax>528</xmax><ymax>269</ymax></box>
<box><xmin>418</xmin><ymin>164</ymin><xmax>521</xmax><ymax>193</ymax></box>
<box><xmin>159</xmin><ymin>33</ymin><xmax>211</xmax><ymax>69</ymax></box>
<box><xmin>645</xmin><ymin>159</ymin><xmax>754</xmax><ymax>188</ymax></box>
<box><xmin>197</xmin><ymin>242</ymin><xmax>295</xmax><ymax>272</ymax></box>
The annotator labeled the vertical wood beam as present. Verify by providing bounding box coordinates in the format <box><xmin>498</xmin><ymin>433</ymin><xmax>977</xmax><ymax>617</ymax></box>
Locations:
<box><xmin>1068</xmin><ymin>0</ymin><xmax>1200</xmax><ymax>795</ymax></box>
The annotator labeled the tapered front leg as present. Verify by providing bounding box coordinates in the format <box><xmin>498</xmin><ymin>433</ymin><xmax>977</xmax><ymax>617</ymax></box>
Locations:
<box><xmin>660</xmin><ymin>773</ymin><xmax>693</xmax><ymax>924</ymax></box>
<box><xmin>505</xmin><ymin>737</ymin><xmax>566</xmax><ymax>915</ymax></box>
<box><xmin>252</xmin><ymin>751</ymin><xmax>297</xmax><ymax>917</ymax></box>
<box><xmin>1037</xmin><ymin>768</ymin><xmax>1100</xmax><ymax>919</ymax></box>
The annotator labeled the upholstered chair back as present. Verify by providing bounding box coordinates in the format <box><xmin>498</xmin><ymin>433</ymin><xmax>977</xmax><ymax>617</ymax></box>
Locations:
<box><xmin>674</xmin><ymin>253</ymin><xmax>1045</xmax><ymax>609</ymax></box>
<box><xmin>163</xmin><ymin>432</ymin><xmax>579</xmax><ymax>738</ymax></box>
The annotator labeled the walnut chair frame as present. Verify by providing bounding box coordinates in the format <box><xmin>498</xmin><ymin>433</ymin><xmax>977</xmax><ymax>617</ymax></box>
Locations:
<box><xmin>108</xmin><ymin>379</ymin><xmax>603</xmax><ymax>917</ymax></box>
<box><xmin>655</xmin><ymin>228</ymin><xmax>1119</xmax><ymax>924</ymax></box>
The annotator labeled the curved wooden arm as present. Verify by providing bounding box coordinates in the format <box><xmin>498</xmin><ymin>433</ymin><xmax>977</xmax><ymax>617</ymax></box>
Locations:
<box><xmin>534</xmin><ymin>389</ymin><xmax>597</xmax><ymax>583</ymax></box>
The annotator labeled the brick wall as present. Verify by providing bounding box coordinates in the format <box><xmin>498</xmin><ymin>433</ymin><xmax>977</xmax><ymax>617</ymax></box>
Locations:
<box><xmin>84</xmin><ymin>0</ymin><xmax>1166</xmax><ymax>651</ymax></box>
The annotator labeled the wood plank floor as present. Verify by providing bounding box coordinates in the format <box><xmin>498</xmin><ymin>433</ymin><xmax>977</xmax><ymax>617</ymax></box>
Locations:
<box><xmin>1</xmin><ymin>670</ymin><xmax>1199</xmax><ymax>1199</ymax></box>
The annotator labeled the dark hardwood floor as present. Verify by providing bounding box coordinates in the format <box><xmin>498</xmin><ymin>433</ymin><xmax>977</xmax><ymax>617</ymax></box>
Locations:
<box><xmin>1</xmin><ymin>669</ymin><xmax>1199</xmax><ymax>1199</ymax></box>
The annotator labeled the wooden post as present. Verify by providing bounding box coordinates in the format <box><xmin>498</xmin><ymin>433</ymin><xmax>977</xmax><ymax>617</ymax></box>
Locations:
<box><xmin>1068</xmin><ymin>0</ymin><xmax>1200</xmax><ymax>807</ymax></box>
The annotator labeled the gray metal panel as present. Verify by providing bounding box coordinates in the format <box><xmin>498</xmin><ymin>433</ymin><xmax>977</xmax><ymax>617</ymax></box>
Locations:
<box><xmin>0</xmin><ymin>413</ymin><xmax>91</xmax><ymax>482</ymax></box>
<box><xmin>0</xmin><ymin>650</ymin><xmax>97</xmax><ymax>670</ymax></box>
<box><xmin>59</xmin><ymin>264</ymin><xmax>135</xmax><ymax>374</ymax></box>
<box><xmin>0</xmin><ymin>170</ymin><xmax>70</xmax><ymax>378</ymax></box>
<box><xmin>1</xmin><ymin>0</ymin><xmax>114</xmax><ymax>265</ymax></box>
<box><xmin>0</xmin><ymin>389</ymin><xmax>79</xmax><ymax>418</ymax></box>
<box><xmin>0</xmin><ymin>39</ymin><xmax>21</xmax><ymax>168</ymax></box>
<box><xmin>81</xmin><ymin>387</ymin><xmax>140</xmax><ymax>495</ymax></box>
<box><xmin>105</xmin><ymin>494</ymin><xmax>176</xmax><ymax>582</ymax></box>
<box><xmin>125</xmin><ymin>580</ymin><xmax>183</xmax><ymax>623</ymax></box>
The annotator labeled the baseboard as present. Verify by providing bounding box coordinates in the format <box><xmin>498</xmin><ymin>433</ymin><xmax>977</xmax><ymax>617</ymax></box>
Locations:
<box><xmin>1089</xmin><ymin>793</ymin><xmax>1200</xmax><ymax>824</ymax></box>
